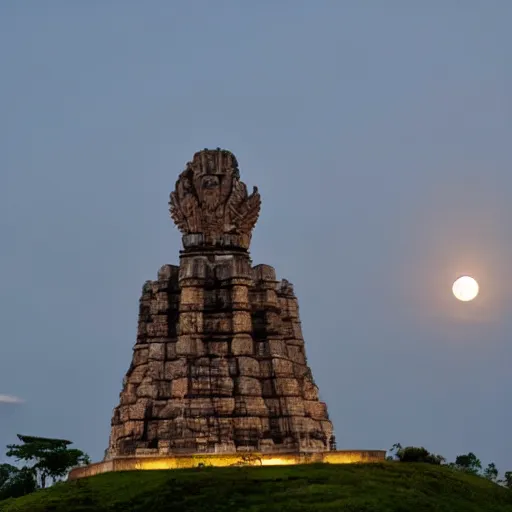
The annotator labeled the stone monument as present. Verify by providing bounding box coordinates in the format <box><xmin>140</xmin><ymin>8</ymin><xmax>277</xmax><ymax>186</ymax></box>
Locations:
<box><xmin>106</xmin><ymin>148</ymin><xmax>335</xmax><ymax>458</ymax></box>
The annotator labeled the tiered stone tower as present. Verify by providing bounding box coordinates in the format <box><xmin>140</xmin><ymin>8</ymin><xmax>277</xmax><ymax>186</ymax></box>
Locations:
<box><xmin>106</xmin><ymin>149</ymin><xmax>334</xmax><ymax>458</ymax></box>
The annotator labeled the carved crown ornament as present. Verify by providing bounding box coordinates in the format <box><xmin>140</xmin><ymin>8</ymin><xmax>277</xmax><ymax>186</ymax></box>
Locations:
<box><xmin>169</xmin><ymin>149</ymin><xmax>261</xmax><ymax>249</ymax></box>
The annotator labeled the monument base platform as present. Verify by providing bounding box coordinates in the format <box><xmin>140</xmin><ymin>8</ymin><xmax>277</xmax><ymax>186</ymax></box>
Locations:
<box><xmin>68</xmin><ymin>450</ymin><xmax>386</xmax><ymax>480</ymax></box>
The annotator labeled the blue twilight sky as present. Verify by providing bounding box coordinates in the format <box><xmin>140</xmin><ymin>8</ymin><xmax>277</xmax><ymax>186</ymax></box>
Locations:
<box><xmin>1</xmin><ymin>1</ymin><xmax>511</xmax><ymax>470</ymax></box>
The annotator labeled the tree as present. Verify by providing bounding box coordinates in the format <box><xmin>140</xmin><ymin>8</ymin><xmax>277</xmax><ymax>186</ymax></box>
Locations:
<box><xmin>453</xmin><ymin>452</ymin><xmax>482</xmax><ymax>475</ymax></box>
<box><xmin>6</xmin><ymin>435</ymin><xmax>90</xmax><ymax>489</ymax></box>
<box><xmin>388</xmin><ymin>443</ymin><xmax>445</xmax><ymax>465</ymax></box>
<box><xmin>0</xmin><ymin>464</ymin><xmax>36</xmax><ymax>500</ymax></box>
<box><xmin>0</xmin><ymin>464</ymin><xmax>15</xmax><ymax>488</ymax></box>
<box><xmin>387</xmin><ymin>443</ymin><xmax>402</xmax><ymax>461</ymax></box>
<box><xmin>501</xmin><ymin>471</ymin><xmax>512</xmax><ymax>489</ymax></box>
<box><xmin>483</xmin><ymin>462</ymin><xmax>499</xmax><ymax>482</ymax></box>
<box><xmin>0</xmin><ymin>464</ymin><xmax>18</xmax><ymax>489</ymax></box>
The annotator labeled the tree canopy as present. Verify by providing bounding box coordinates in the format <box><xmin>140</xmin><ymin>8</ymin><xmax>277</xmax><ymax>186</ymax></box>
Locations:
<box><xmin>5</xmin><ymin>434</ymin><xmax>90</xmax><ymax>490</ymax></box>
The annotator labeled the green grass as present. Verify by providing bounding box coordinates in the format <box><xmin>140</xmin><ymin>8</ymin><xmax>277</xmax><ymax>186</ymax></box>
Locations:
<box><xmin>1</xmin><ymin>462</ymin><xmax>512</xmax><ymax>512</ymax></box>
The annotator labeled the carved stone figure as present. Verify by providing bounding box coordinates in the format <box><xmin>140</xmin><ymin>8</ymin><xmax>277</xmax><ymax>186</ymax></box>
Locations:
<box><xmin>169</xmin><ymin>149</ymin><xmax>261</xmax><ymax>249</ymax></box>
<box><xmin>106</xmin><ymin>149</ymin><xmax>334</xmax><ymax>459</ymax></box>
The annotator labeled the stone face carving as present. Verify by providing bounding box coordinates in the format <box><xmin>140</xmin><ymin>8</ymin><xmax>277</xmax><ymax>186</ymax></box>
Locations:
<box><xmin>169</xmin><ymin>148</ymin><xmax>261</xmax><ymax>249</ymax></box>
<box><xmin>106</xmin><ymin>150</ymin><xmax>334</xmax><ymax>459</ymax></box>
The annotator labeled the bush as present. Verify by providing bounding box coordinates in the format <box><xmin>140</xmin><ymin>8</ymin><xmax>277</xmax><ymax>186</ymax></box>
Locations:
<box><xmin>390</xmin><ymin>444</ymin><xmax>445</xmax><ymax>465</ymax></box>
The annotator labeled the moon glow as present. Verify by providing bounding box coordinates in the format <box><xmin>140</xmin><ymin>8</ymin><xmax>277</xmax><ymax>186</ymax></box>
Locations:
<box><xmin>452</xmin><ymin>276</ymin><xmax>479</xmax><ymax>302</ymax></box>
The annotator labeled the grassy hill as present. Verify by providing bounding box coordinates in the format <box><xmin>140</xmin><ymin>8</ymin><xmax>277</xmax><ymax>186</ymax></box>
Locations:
<box><xmin>1</xmin><ymin>462</ymin><xmax>512</xmax><ymax>512</ymax></box>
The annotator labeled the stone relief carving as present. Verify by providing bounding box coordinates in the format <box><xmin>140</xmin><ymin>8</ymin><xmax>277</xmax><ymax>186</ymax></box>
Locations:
<box><xmin>169</xmin><ymin>149</ymin><xmax>261</xmax><ymax>248</ymax></box>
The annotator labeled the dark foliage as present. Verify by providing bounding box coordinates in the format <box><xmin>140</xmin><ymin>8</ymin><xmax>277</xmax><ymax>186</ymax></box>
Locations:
<box><xmin>4</xmin><ymin>435</ymin><xmax>89</xmax><ymax>492</ymax></box>
<box><xmin>389</xmin><ymin>443</ymin><xmax>445</xmax><ymax>465</ymax></box>
<box><xmin>0</xmin><ymin>465</ymin><xmax>36</xmax><ymax>501</ymax></box>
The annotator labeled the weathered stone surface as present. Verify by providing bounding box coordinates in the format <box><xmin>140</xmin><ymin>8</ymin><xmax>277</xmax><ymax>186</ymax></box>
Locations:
<box><xmin>213</xmin><ymin>397</ymin><xmax>235</xmax><ymax>416</ymax></box>
<box><xmin>170</xmin><ymin>378</ymin><xmax>188</xmax><ymax>398</ymax></box>
<box><xmin>125</xmin><ymin>365</ymin><xmax>147</xmax><ymax>385</ymax></box>
<box><xmin>274</xmin><ymin>378</ymin><xmax>301</xmax><ymax>397</ymax></box>
<box><xmin>132</xmin><ymin>347</ymin><xmax>149</xmax><ymax>366</ymax></box>
<box><xmin>148</xmin><ymin>343</ymin><xmax>166</xmax><ymax>361</ymax></box>
<box><xmin>234</xmin><ymin>396</ymin><xmax>267</xmax><ymax>416</ymax></box>
<box><xmin>231</xmin><ymin>334</ymin><xmax>254</xmax><ymax>355</ymax></box>
<box><xmin>206</xmin><ymin>341</ymin><xmax>229</xmax><ymax>356</ymax></box>
<box><xmin>304</xmin><ymin>400</ymin><xmax>329</xmax><ymax>420</ymax></box>
<box><xmin>154</xmin><ymin>399</ymin><xmax>186</xmax><ymax>419</ymax></box>
<box><xmin>176</xmin><ymin>336</ymin><xmax>205</xmax><ymax>356</ymax></box>
<box><xmin>235</xmin><ymin>376</ymin><xmax>262</xmax><ymax>396</ymax></box>
<box><xmin>147</xmin><ymin>361</ymin><xmax>165</xmax><ymax>380</ymax></box>
<box><xmin>280</xmin><ymin>397</ymin><xmax>306</xmax><ymax>416</ymax></box>
<box><xmin>106</xmin><ymin>149</ymin><xmax>334</xmax><ymax>459</ymax></box>
<box><xmin>136</xmin><ymin>378</ymin><xmax>158</xmax><ymax>399</ymax></box>
<box><xmin>190</xmin><ymin>376</ymin><xmax>234</xmax><ymax>397</ymax></box>
<box><xmin>164</xmin><ymin>358</ymin><xmax>188</xmax><ymax>379</ymax></box>
<box><xmin>165</xmin><ymin>342</ymin><xmax>177</xmax><ymax>360</ymax></box>
<box><xmin>272</xmin><ymin>358</ymin><xmax>294</xmax><ymax>377</ymax></box>
<box><xmin>303</xmin><ymin>380</ymin><xmax>320</xmax><ymax>401</ymax></box>
<box><xmin>237</xmin><ymin>356</ymin><xmax>260</xmax><ymax>377</ymax></box>
<box><xmin>287</xmin><ymin>345</ymin><xmax>306</xmax><ymax>364</ymax></box>
<box><xmin>268</xmin><ymin>339</ymin><xmax>288</xmax><ymax>358</ymax></box>
<box><xmin>260</xmin><ymin>379</ymin><xmax>276</xmax><ymax>398</ymax></box>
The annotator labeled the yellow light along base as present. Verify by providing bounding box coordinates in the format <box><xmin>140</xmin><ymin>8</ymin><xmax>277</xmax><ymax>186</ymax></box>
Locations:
<box><xmin>68</xmin><ymin>450</ymin><xmax>387</xmax><ymax>480</ymax></box>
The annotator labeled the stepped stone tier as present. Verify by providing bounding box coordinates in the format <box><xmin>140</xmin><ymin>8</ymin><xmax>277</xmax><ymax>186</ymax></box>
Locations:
<box><xmin>106</xmin><ymin>149</ymin><xmax>334</xmax><ymax>458</ymax></box>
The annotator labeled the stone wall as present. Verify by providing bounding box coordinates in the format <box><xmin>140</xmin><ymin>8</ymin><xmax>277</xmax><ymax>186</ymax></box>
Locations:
<box><xmin>70</xmin><ymin>450</ymin><xmax>386</xmax><ymax>480</ymax></box>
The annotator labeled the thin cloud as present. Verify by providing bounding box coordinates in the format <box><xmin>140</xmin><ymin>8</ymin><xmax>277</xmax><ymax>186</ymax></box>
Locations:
<box><xmin>0</xmin><ymin>394</ymin><xmax>24</xmax><ymax>404</ymax></box>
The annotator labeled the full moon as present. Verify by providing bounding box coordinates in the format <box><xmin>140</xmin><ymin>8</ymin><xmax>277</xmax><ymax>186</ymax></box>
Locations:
<box><xmin>452</xmin><ymin>276</ymin><xmax>479</xmax><ymax>302</ymax></box>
